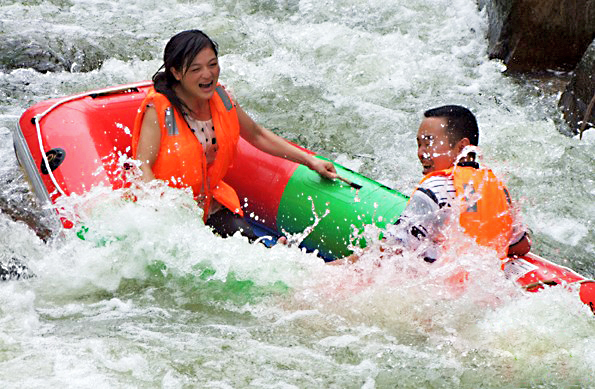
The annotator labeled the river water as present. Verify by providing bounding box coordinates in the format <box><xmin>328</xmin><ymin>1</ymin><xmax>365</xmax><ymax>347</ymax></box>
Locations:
<box><xmin>1</xmin><ymin>0</ymin><xmax>594</xmax><ymax>387</ymax></box>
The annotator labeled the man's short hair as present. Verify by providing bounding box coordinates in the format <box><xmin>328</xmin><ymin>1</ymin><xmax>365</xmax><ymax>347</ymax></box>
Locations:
<box><xmin>424</xmin><ymin>105</ymin><xmax>479</xmax><ymax>146</ymax></box>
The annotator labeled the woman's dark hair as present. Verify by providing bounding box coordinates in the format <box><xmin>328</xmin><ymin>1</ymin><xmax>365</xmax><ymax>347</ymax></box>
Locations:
<box><xmin>152</xmin><ymin>29</ymin><xmax>219</xmax><ymax>115</ymax></box>
<box><xmin>424</xmin><ymin>105</ymin><xmax>479</xmax><ymax>146</ymax></box>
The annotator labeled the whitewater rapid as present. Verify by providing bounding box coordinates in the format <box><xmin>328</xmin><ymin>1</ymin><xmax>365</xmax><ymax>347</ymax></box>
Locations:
<box><xmin>0</xmin><ymin>0</ymin><xmax>593</xmax><ymax>387</ymax></box>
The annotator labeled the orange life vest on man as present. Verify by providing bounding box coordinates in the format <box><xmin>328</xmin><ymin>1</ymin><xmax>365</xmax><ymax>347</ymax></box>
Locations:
<box><xmin>131</xmin><ymin>84</ymin><xmax>243</xmax><ymax>222</ymax></box>
<box><xmin>417</xmin><ymin>164</ymin><xmax>514</xmax><ymax>258</ymax></box>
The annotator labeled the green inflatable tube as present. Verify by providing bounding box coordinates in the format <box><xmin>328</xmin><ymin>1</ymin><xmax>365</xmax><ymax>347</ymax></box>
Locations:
<box><xmin>276</xmin><ymin>158</ymin><xmax>409</xmax><ymax>260</ymax></box>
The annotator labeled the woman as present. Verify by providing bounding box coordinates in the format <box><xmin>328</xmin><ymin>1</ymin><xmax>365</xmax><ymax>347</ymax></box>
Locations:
<box><xmin>132</xmin><ymin>29</ymin><xmax>337</xmax><ymax>240</ymax></box>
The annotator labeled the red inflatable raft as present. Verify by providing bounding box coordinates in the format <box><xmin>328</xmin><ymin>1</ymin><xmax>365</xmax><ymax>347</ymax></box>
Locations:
<box><xmin>13</xmin><ymin>82</ymin><xmax>595</xmax><ymax>313</ymax></box>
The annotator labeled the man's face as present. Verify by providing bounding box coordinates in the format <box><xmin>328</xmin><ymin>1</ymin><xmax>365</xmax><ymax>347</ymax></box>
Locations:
<box><xmin>416</xmin><ymin>117</ymin><xmax>460</xmax><ymax>175</ymax></box>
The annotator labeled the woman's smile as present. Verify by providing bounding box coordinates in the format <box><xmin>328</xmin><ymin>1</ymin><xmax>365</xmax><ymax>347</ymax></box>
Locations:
<box><xmin>172</xmin><ymin>47</ymin><xmax>220</xmax><ymax>103</ymax></box>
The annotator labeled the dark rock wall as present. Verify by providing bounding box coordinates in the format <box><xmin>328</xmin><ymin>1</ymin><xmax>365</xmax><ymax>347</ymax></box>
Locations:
<box><xmin>559</xmin><ymin>40</ymin><xmax>595</xmax><ymax>137</ymax></box>
<box><xmin>0</xmin><ymin>34</ymin><xmax>108</xmax><ymax>73</ymax></box>
<box><xmin>481</xmin><ymin>0</ymin><xmax>595</xmax><ymax>73</ymax></box>
<box><xmin>480</xmin><ymin>0</ymin><xmax>595</xmax><ymax>137</ymax></box>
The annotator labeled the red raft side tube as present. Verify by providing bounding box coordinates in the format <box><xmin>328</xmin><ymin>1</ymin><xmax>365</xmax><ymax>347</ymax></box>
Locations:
<box><xmin>224</xmin><ymin>137</ymin><xmax>304</xmax><ymax>232</ymax></box>
<box><xmin>15</xmin><ymin>82</ymin><xmax>153</xmax><ymax>211</ymax></box>
<box><xmin>505</xmin><ymin>253</ymin><xmax>595</xmax><ymax>314</ymax></box>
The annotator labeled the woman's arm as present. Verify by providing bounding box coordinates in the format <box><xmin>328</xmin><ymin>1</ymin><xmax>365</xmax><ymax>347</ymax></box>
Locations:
<box><xmin>236</xmin><ymin>105</ymin><xmax>338</xmax><ymax>179</ymax></box>
<box><xmin>135</xmin><ymin>107</ymin><xmax>161</xmax><ymax>182</ymax></box>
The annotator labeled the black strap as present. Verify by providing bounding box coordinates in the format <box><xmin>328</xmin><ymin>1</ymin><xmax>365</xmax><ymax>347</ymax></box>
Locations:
<box><xmin>417</xmin><ymin>187</ymin><xmax>439</xmax><ymax>205</ymax></box>
<box><xmin>457</xmin><ymin>161</ymin><xmax>479</xmax><ymax>169</ymax></box>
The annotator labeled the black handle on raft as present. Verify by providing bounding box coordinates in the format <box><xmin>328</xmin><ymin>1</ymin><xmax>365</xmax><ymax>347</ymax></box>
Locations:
<box><xmin>337</xmin><ymin>175</ymin><xmax>362</xmax><ymax>190</ymax></box>
<box><xmin>89</xmin><ymin>87</ymin><xmax>141</xmax><ymax>98</ymax></box>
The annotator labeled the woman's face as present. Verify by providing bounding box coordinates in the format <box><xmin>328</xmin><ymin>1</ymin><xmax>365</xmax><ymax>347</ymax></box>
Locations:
<box><xmin>171</xmin><ymin>47</ymin><xmax>220</xmax><ymax>101</ymax></box>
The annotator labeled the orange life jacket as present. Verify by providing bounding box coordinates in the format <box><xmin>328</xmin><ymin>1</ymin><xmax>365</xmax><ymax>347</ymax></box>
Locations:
<box><xmin>416</xmin><ymin>165</ymin><xmax>513</xmax><ymax>258</ymax></box>
<box><xmin>131</xmin><ymin>84</ymin><xmax>243</xmax><ymax>222</ymax></box>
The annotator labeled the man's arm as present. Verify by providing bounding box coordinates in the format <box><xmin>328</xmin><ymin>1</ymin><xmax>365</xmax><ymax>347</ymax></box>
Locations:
<box><xmin>507</xmin><ymin>232</ymin><xmax>531</xmax><ymax>257</ymax></box>
<box><xmin>329</xmin><ymin>184</ymin><xmax>445</xmax><ymax>264</ymax></box>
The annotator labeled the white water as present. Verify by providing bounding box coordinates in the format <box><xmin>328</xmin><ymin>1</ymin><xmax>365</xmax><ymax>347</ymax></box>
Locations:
<box><xmin>1</xmin><ymin>0</ymin><xmax>594</xmax><ymax>387</ymax></box>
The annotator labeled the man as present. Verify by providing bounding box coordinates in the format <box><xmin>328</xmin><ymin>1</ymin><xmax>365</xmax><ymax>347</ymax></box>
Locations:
<box><xmin>339</xmin><ymin>105</ymin><xmax>530</xmax><ymax>265</ymax></box>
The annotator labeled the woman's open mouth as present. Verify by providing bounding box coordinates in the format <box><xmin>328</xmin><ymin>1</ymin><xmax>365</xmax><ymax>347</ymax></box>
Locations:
<box><xmin>199</xmin><ymin>81</ymin><xmax>214</xmax><ymax>89</ymax></box>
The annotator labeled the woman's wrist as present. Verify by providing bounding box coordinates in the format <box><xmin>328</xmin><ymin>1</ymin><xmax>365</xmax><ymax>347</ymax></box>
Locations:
<box><xmin>303</xmin><ymin>154</ymin><xmax>317</xmax><ymax>170</ymax></box>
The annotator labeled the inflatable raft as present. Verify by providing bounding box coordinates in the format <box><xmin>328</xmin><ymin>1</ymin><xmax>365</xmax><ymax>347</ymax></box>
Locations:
<box><xmin>14</xmin><ymin>82</ymin><xmax>595</xmax><ymax>313</ymax></box>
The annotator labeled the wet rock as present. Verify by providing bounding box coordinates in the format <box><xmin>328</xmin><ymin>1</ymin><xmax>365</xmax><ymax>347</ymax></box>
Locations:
<box><xmin>480</xmin><ymin>0</ymin><xmax>595</xmax><ymax>73</ymax></box>
<box><xmin>0</xmin><ymin>195</ymin><xmax>56</xmax><ymax>242</ymax></box>
<box><xmin>0</xmin><ymin>254</ymin><xmax>33</xmax><ymax>281</ymax></box>
<box><xmin>0</xmin><ymin>169</ymin><xmax>58</xmax><ymax>243</ymax></box>
<box><xmin>559</xmin><ymin>39</ymin><xmax>595</xmax><ymax>137</ymax></box>
<box><xmin>0</xmin><ymin>33</ymin><xmax>108</xmax><ymax>73</ymax></box>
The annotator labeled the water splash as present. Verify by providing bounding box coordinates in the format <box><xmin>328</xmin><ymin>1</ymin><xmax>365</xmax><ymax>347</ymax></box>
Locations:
<box><xmin>282</xmin><ymin>195</ymin><xmax>331</xmax><ymax>247</ymax></box>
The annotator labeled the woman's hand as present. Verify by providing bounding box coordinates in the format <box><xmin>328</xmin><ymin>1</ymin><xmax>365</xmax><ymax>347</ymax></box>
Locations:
<box><xmin>307</xmin><ymin>156</ymin><xmax>338</xmax><ymax>180</ymax></box>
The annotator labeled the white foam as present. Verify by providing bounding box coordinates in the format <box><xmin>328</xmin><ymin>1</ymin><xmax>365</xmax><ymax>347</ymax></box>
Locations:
<box><xmin>0</xmin><ymin>0</ymin><xmax>593</xmax><ymax>386</ymax></box>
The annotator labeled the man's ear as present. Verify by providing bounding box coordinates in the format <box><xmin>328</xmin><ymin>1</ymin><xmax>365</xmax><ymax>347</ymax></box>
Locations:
<box><xmin>456</xmin><ymin>137</ymin><xmax>471</xmax><ymax>153</ymax></box>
